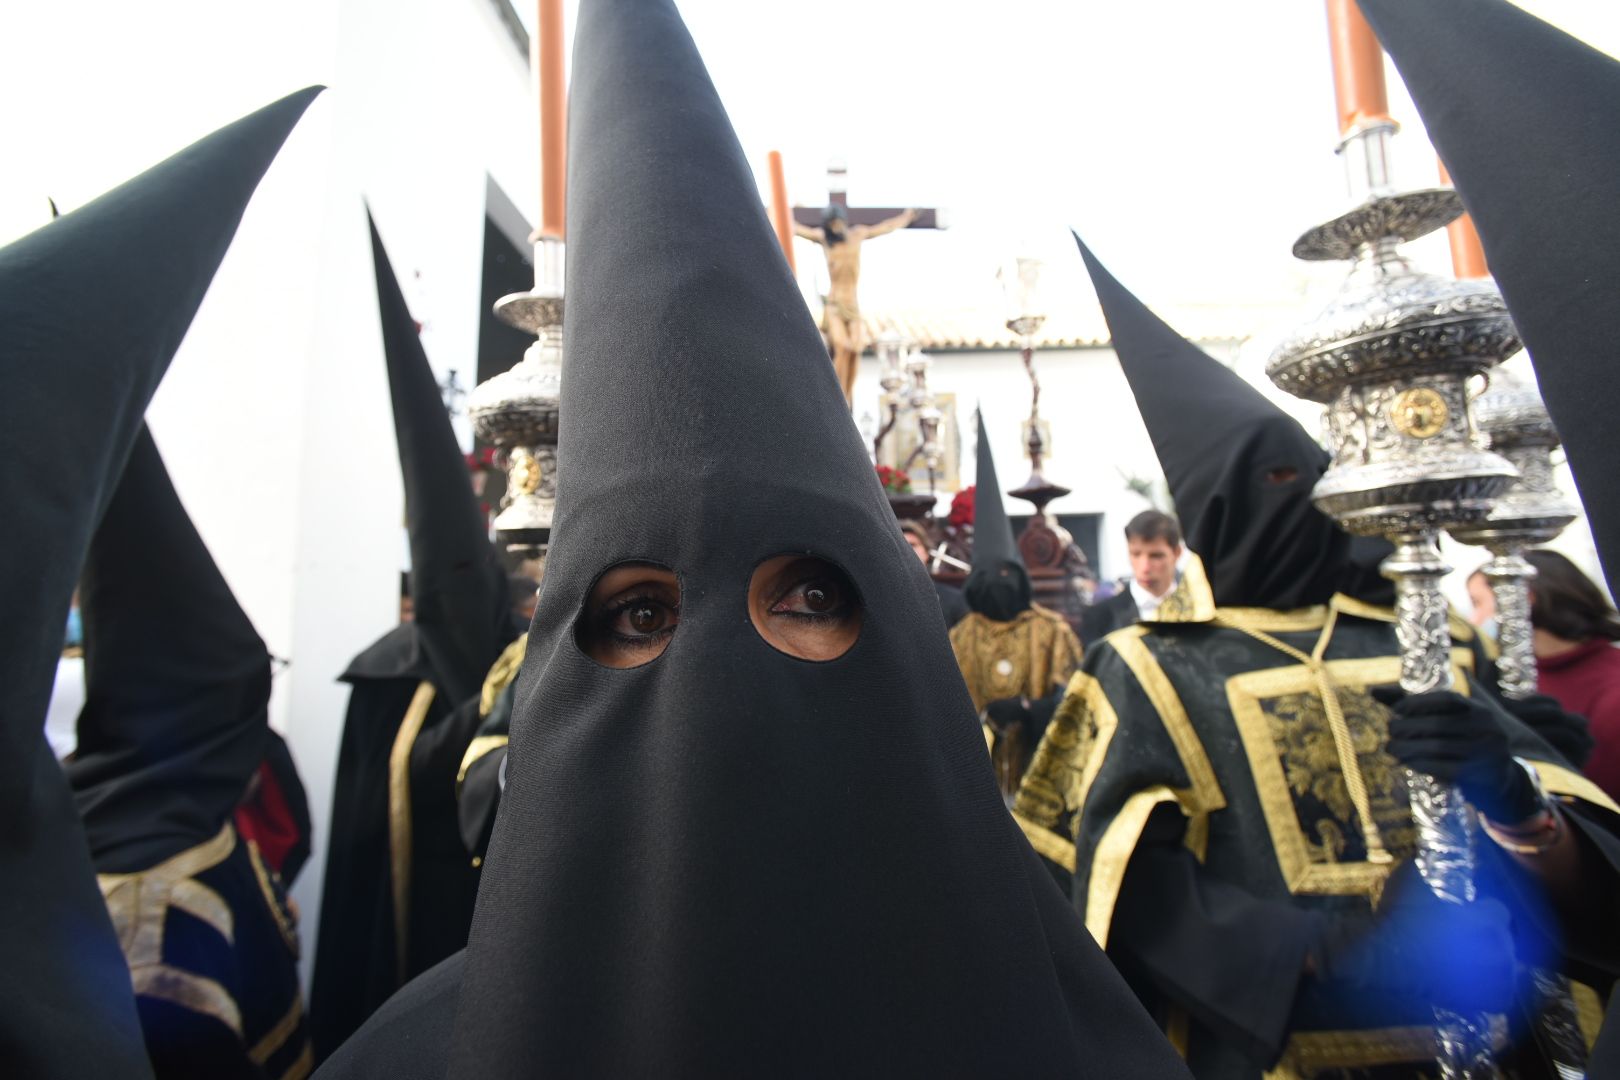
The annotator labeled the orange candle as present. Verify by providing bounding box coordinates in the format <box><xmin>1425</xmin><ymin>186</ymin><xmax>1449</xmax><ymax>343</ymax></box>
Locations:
<box><xmin>537</xmin><ymin>0</ymin><xmax>567</xmax><ymax>238</ymax></box>
<box><xmin>767</xmin><ymin>150</ymin><xmax>796</xmax><ymax>275</ymax></box>
<box><xmin>1438</xmin><ymin>160</ymin><xmax>1489</xmax><ymax>279</ymax></box>
<box><xmin>1325</xmin><ymin>0</ymin><xmax>1391</xmax><ymax>135</ymax></box>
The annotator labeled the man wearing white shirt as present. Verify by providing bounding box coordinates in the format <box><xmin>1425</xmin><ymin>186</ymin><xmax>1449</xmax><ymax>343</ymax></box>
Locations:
<box><xmin>1082</xmin><ymin>510</ymin><xmax>1182</xmax><ymax>646</ymax></box>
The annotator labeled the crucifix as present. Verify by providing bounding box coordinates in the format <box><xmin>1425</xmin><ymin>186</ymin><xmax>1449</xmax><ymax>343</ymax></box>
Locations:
<box><xmin>792</xmin><ymin>162</ymin><xmax>942</xmax><ymax>404</ymax></box>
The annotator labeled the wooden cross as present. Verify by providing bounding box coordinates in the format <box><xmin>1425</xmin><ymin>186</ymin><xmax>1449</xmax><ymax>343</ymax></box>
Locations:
<box><xmin>791</xmin><ymin>162</ymin><xmax>943</xmax><ymax>403</ymax></box>
<box><xmin>790</xmin><ymin>162</ymin><xmax>944</xmax><ymax>231</ymax></box>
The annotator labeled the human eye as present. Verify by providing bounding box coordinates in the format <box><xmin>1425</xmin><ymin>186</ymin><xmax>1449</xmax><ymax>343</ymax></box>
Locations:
<box><xmin>575</xmin><ymin>562</ymin><xmax>682</xmax><ymax>668</ymax></box>
<box><xmin>767</xmin><ymin>569</ymin><xmax>853</xmax><ymax>623</ymax></box>
<box><xmin>601</xmin><ymin>593</ymin><xmax>680</xmax><ymax>647</ymax></box>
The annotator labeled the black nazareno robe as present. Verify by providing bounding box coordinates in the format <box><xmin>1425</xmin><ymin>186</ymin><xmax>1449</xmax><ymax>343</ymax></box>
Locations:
<box><xmin>308</xmin><ymin>624</ymin><xmax>493</xmax><ymax>1058</ymax></box>
<box><xmin>74</xmin><ymin>429</ymin><xmax>313</xmax><ymax>1079</ymax></box>
<box><xmin>309</xmin><ymin>215</ymin><xmax>518</xmax><ymax>1059</ymax></box>
<box><xmin>1016</xmin><ymin>566</ymin><xmax>1619</xmax><ymax>1078</ymax></box>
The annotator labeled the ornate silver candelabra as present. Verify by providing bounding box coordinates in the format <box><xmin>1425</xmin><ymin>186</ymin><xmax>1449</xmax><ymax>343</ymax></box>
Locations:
<box><xmin>1450</xmin><ymin>373</ymin><xmax>1577</xmax><ymax>699</ymax></box>
<box><xmin>1270</xmin><ymin>180</ymin><xmax>1520</xmax><ymax>1077</ymax></box>
<box><xmin>467</xmin><ymin>237</ymin><xmax>564</xmax><ymax>556</ymax></box>
<box><xmin>871</xmin><ymin>332</ymin><xmax>907</xmax><ymax>462</ymax></box>
<box><xmin>902</xmin><ymin>348</ymin><xmax>943</xmax><ymax>492</ymax></box>
<box><xmin>998</xmin><ymin>255</ymin><xmax>1068</xmax><ymax>516</ymax></box>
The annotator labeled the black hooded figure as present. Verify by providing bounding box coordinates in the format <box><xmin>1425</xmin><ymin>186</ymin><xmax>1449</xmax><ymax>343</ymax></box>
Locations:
<box><xmin>964</xmin><ymin>410</ymin><xmax>1034</xmax><ymax>621</ymax></box>
<box><xmin>0</xmin><ymin>87</ymin><xmax>318</xmax><ymax>1079</ymax></box>
<box><xmin>74</xmin><ymin>428</ymin><xmax>311</xmax><ymax>1079</ymax></box>
<box><xmin>307</xmin><ymin>214</ymin><xmax>516</xmax><ymax>1060</ymax></box>
<box><xmin>1013</xmin><ymin>236</ymin><xmax>1620</xmax><ymax>1078</ymax></box>
<box><xmin>313</xmin><ymin>1</ymin><xmax>1190</xmax><ymax>1077</ymax></box>
<box><xmin>1076</xmin><ymin>239</ymin><xmax>1349</xmax><ymax>612</ymax></box>
<box><xmin>948</xmin><ymin>411</ymin><xmax>1079</xmax><ymax>782</ymax></box>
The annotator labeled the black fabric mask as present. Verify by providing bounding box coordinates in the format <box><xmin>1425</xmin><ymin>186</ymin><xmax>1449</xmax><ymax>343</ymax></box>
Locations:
<box><xmin>1076</xmin><ymin>234</ymin><xmax>1349</xmax><ymax>610</ymax></box>
<box><xmin>0</xmin><ymin>87</ymin><xmax>317</xmax><ymax>1080</ymax></box>
<box><xmin>964</xmin><ymin>410</ymin><xmax>1033</xmax><ymax>620</ymax></box>
<box><xmin>966</xmin><ymin>560</ymin><xmax>1034</xmax><ymax>621</ymax></box>
<box><xmin>70</xmin><ymin>427</ymin><xmax>272</xmax><ymax>874</ymax></box>
<box><xmin>443</xmin><ymin>2</ymin><xmax>1188</xmax><ymax>1077</ymax></box>
<box><xmin>1356</xmin><ymin>0</ymin><xmax>1620</xmax><ymax>595</ymax></box>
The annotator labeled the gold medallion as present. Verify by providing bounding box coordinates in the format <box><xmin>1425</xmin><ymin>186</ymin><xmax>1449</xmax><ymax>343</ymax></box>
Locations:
<box><xmin>1389</xmin><ymin>387</ymin><xmax>1448</xmax><ymax>439</ymax></box>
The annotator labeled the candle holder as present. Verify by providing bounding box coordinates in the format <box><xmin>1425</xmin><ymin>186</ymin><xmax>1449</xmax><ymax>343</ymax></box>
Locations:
<box><xmin>997</xmin><ymin>255</ymin><xmax>1069</xmax><ymax>515</ymax></box>
<box><xmin>872</xmin><ymin>332</ymin><xmax>907</xmax><ymax>461</ymax></box>
<box><xmin>467</xmin><ymin>236</ymin><xmax>564</xmax><ymax>556</ymax></box>
<box><xmin>1270</xmin><ymin>176</ymin><xmax>1519</xmax><ymax>1079</ymax></box>
<box><xmin>1450</xmin><ymin>373</ymin><xmax>1577</xmax><ymax>699</ymax></box>
<box><xmin>901</xmin><ymin>348</ymin><xmax>943</xmax><ymax>494</ymax></box>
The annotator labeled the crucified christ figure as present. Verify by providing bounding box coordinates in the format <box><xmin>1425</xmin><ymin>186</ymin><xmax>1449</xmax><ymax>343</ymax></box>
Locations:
<box><xmin>795</xmin><ymin>204</ymin><xmax>919</xmax><ymax>403</ymax></box>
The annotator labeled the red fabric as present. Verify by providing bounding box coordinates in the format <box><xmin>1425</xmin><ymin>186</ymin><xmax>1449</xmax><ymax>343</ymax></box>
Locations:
<box><xmin>1537</xmin><ymin>638</ymin><xmax>1620</xmax><ymax>803</ymax></box>
<box><xmin>234</xmin><ymin>760</ymin><xmax>302</xmax><ymax>874</ymax></box>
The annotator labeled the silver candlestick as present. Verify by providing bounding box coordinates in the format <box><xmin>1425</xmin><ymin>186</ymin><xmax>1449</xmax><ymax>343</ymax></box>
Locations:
<box><xmin>467</xmin><ymin>236</ymin><xmax>564</xmax><ymax>556</ymax></box>
<box><xmin>1450</xmin><ymin>372</ymin><xmax>1577</xmax><ymax>699</ymax></box>
<box><xmin>1270</xmin><ymin>176</ymin><xmax>1520</xmax><ymax>1077</ymax></box>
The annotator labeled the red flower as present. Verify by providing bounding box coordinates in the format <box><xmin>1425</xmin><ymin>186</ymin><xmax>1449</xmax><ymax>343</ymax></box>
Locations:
<box><xmin>465</xmin><ymin>447</ymin><xmax>500</xmax><ymax>473</ymax></box>
<box><xmin>875</xmin><ymin>464</ymin><xmax>912</xmax><ymax>494</ymax></box>
<box><xmin>948</xmin><ymin>486</ymin><xmax>975</xmax><ymax>527</ymax></box>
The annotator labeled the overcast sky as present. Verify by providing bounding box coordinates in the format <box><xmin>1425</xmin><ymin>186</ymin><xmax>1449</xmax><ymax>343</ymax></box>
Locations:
<box><xmin>5</xmin><ymin>0</ymin><xmax>1616</xmax><ymax>326</ymax></box>
<box><xmin>575</xmin><ymin>0</ymin><xmax>1620</xmax><ymax>323</ymax></box>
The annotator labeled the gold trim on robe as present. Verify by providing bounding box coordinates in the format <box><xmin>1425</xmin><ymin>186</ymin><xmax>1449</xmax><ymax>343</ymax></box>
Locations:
<box><xmin>1109</xmin><ymin>627</ymin><xmax>1226</xmax><ymax>818</ymax></box>
<box><xmin>388</xmin><ymin>679</ymin><xmax>437</xmax><ymax>982</ymax></box>
<box><xmin>98</xmin><ymin>824</ymin><xmax>241</xmax><ymax>1034</ymax></box>
<box><xmin>479</xmin><ymin>633</ymin><xmax>528</xmax><ymax>718</ymax></box>
<box><xmin>457</xmin><ymin>735</ymin><xmax>511</xmax><ymax>789</ymax></box>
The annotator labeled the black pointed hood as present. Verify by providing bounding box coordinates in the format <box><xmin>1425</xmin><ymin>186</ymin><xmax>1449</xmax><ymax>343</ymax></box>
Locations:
<box><xmin>444</xmin><ymin>2</ymin><xmax>1185</xmax><ymax>1076</ymax></box>
<box><xmin>370</xmin><ymin>213</ymin><xmax>511</xmax><ymax>705</ymax></box>
<box><xmin>69</xmin><ymin>427</ymin><xmax>272</xmax><ymax>873</ymax></box>
<box><xmin>1355</xmin><ymin>0</ymin><xmax>1620</xmax><ymax>593</ymax></box>
<box><xmin>1075</xmin><ymin>232</ymin><xmax>1349</xmax><ymax>609</ymax></box>
<box><xmin>0</xmin><ymin>87</ymin><xmax>318</xmax><ymax>1079</ymax></box>
<box><xmin>965</xmin><ymin>409</ymin><xmax>1032</xmax><ymax>620</ymax></box>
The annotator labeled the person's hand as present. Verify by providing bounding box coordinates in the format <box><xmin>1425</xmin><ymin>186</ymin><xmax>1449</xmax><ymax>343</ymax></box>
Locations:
<box><xmin>984</xmin><ymin>696</ymin><xmax>1032</xmax><ymax>734</ymax></box>
<box><xmin>1374</xmin><ymin>687</ymin><xmax>1542</xmax><ymax>824</ymax></box>
<box><xmin>1501</xmin><ymin>692</ymin><xmax>1594</xmax><ymax>768</ymax></box>
<box><xmin>1313</xmin><ymin>863</ymin><xmax>1517</xmax><ymax>1015</ymax></box>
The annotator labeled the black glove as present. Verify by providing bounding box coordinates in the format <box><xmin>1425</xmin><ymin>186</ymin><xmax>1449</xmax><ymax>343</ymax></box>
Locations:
<box><xmin>1313</xmin><ymin>863</ymin><xmax>1517</xmax><ymax>1016</ymax></box>
<box><xmin>984</xmin><ymin>696</ymin><xmax>1032</xmax><ymax>734</ymax></box>
<box><xmin>1374</xmin><ymin>687</ymin><xmax>1542</xmax><ymax>824</ymax></box>
<box><xmin>1501</xmin><ymin>692</ymin><xmax>1595</xmax><ymax>769</ymax></box>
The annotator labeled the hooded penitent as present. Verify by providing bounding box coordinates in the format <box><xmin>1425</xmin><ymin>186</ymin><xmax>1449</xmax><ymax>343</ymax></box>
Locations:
<box><xmin>1353</xmin><ymin>0</ymin><xmax>1620</xmax><ymax>595</ymax></box>
<box><xmin>70</xmin><ymin>428</ymin><xmax>273</xmax><ymax>873</ymax></box>
<box><xmin>75</xmin><ymin>428</ymin><xmax>313</xmax><ymax>1079</ymax></box>
<box><xmin>1075</xmin><ymin>233</ymin><xmax>1349</xmax><ymax>610</ymax></box>
<box><xmin>0</xmin><ymin>87</ymin><xmax>318</xmax><ymax>1079</ymax></box>
<box><xmin>964</xmin><ymin>410</ymin><xmax>1033</xmax><ymax>621</ymax></box>
<box><xmin>315</xmin><ymin>0</ymin><xmax>1190</xmax><ymax>1076</ymax></box>
<box><xmin>374</xmin><ymin>212</ymin><xmax>511</xmax><ymax>708</ymax></box>
<box><xmin>308</xmin><ymin>213</ymin><xmax>515</xmax><ymax>1059</ymax></box>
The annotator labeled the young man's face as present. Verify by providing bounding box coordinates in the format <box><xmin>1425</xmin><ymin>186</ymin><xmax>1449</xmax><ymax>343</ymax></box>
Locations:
<box><xmin>905</xmin><ymin>533</ymin><xmax>930</xmax><ymax>565</ymax></box>
<box><xmin>1127</xmin><ymin>537</ymin><xmax>1181</xmax><ymax>598</ymax></box>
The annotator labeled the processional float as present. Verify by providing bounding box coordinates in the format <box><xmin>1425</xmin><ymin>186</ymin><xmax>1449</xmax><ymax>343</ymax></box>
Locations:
<box><xmin>1267</xmin><ymin>3</ymin><xmax>1586</xmax><ymax>1076</ymax></box>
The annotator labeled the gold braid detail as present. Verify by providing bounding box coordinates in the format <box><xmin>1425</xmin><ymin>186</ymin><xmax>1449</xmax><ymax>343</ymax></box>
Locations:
<box><xmin>1213</xmin><ymin>609</ymin><xmax>1392</xmax><ymax>866</ymax></box>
